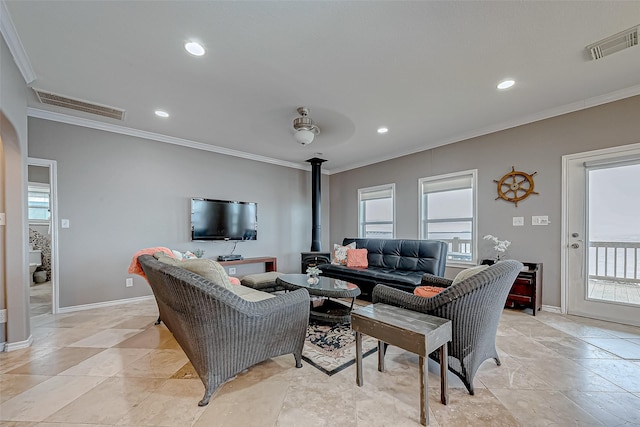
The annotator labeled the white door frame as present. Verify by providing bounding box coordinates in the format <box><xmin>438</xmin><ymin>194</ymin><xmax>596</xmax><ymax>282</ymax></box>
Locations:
<box><xmin>27</xmin><ymin>157</ymin><xmax>59</xmax><ymax>314</ymax></box>
<box><xmin>561</xmin><ymin>142</ymin><xmax>640</xmax><ymax>318</ymax></box>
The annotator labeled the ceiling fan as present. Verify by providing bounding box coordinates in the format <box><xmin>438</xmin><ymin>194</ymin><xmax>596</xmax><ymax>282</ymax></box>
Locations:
<box><xmin>292</xmin><ymin>107</ymin><xmax>320</xmax><ymax>145</ymax></box>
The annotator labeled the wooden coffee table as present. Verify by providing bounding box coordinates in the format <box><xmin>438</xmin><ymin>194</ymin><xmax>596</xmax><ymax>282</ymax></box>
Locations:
<box><xmin>275</xmin><ymin>274</ymin><xmax>361</xmax><ymax>324</ymax></box>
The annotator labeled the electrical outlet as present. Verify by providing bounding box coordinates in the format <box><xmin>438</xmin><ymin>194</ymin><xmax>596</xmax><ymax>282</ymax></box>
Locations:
<box><xmin>532</xmin><ymin>215</ymin><xmax>550</xmax><ymax>226</ymax></box>
<box><xmin>229</xmin><ymin>267</ymin><xmax>237</xmax><ymax>275</ymax></box>
<box><xmin>126</xmin><ymin>278</ymin><xmax>133</xmax><ymax>287</ymax></box>
<box><xmin>0</xmin><ymin>309</ymin><xmax>7</xmax><ymax>323</ymax></box>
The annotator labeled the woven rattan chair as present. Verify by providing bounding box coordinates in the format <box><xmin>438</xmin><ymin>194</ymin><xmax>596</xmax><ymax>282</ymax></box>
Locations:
<box><xmin>138</xmin><ymin>255</ymin><xmax>310</xmax><ymax>406</ymax></box>
<box><xmin>372</xmin><ymin>259</ymin><xmax>523</xmax><ymax>395</ymax></box>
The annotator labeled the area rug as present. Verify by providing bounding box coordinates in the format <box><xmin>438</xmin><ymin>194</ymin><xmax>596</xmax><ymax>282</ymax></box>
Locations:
<box><xmin>302</xmin><ymin>321</ymin><xmax>378</xmax><ymax>376</ymax></box>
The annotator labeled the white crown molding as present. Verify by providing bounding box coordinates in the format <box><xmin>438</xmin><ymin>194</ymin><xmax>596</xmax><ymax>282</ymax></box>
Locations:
<box><xmin>0</xmin><ymin>0</ymin><xmax>36</xmax><ymax>85</ymax></box>
<box><xmin>27</xmin><ymin>108</ymin><xmax>329</xmax><ymax>173</ymax></box>
<box><xmin>327</xmin><ymin>84</ymin><xmax>640</xmax><ymax>175</ymax></box>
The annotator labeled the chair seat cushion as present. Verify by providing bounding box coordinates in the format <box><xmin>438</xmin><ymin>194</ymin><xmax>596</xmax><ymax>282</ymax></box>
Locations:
<box><xmin>414</xmin><ymin>286</ymin><xmax>446</xmax><ymax>298</ymax></box>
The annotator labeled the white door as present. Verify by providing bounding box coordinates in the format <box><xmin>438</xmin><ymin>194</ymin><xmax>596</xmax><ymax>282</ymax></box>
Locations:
<box><xmin>562</xmin><ymin>144</ymin><xmax>640</xmax><ymax>326</ymax></box>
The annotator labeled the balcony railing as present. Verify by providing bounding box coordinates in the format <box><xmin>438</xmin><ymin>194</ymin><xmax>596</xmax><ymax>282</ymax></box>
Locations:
<box><xmin>440</xmin><ymin>237</ymin><xmax>472</xmax><ymax>261</ymax></box>
<box><xmin>589</xmin><ymin>241</ymin><xmax>640</xmax><ymax>284</ymax></box>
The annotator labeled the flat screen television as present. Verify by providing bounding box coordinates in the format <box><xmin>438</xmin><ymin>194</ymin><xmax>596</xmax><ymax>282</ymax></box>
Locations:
<box><xmin>191</xmin><ymin>198</ymin><xmax>257</xmax><ymax>241</ymax></box>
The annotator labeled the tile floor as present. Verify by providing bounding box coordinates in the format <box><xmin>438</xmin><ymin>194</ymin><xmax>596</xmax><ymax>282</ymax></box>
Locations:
<box><xmin>29</xmin><ymin>281</ymin><xmax>52</xmax><ymax>318</ymax></box>
<box><xmin>2</xmin><ymin>299</ymin><xmax>640</xmax><ymax>426</ymax></box>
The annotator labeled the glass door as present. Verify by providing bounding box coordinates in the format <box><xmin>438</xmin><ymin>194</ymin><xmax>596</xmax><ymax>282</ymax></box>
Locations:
<box><xmin>564</xmin><ymin>146</ymin><xmax>640</xmax><ymax>326</ymax></box>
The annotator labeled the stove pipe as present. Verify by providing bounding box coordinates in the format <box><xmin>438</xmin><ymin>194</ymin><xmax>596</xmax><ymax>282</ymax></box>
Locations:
<box><xmin>307</xmin><ymin>157</ymin><xmax>326</xmax><ymax>252</ymax></box>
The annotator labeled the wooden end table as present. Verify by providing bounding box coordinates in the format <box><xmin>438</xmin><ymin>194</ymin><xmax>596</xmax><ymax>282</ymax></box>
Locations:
<box><xmin>351</xmin><ymin>303</ymin><xmax>452</xmax><ymax>426</ymax></box>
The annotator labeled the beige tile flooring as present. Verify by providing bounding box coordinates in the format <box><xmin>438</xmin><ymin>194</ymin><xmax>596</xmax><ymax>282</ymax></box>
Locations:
<box><xmin>2</xmin><ymin>299</ymin><xmax>640</xmax><ymax>426</ymax></box>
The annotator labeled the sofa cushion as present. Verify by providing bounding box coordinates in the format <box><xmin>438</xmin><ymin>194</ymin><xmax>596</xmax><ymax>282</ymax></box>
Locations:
<box><xmin>451</xmin><ymin>264</ymin><xmax>489</xmax><ymax>286</ymax></box>
<box><xmin>320</xmin><ymin>263</ymin><xmax>425</xmax><ymax>287</ymax></box>
<box><xmin>342</xmin><ymin>238</ymin><xmax>448</xmax><ymax>276</ymax></box>
<box><xmin>347</xmin><ymin>249</ymin><xmax>368</xmax><ymax>268</ymax></box>
<box><xmin>332</xmin><ymin>242</ymin><xmax>356</xmax><ymax>265</ymax></box>
<box><xmin>154</xmin><ymin>252</ymin><xmax>234</xmax><ymax>291</ymax></box>
<box><xmin>232</xmin><ymin>284</ymin><xmax>275</xmax><ymax>301</ymax></box>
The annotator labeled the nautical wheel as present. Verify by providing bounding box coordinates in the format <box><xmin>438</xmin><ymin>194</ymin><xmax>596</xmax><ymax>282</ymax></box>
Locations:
<box><xmin>494</xmin><ymin>166</ymin><xmax>538</xmax><ymax>207</ymax></box>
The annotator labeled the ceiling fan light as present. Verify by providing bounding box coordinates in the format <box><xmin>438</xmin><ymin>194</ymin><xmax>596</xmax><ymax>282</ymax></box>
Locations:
<box><xmin>295</xmin><ymin>129</ymin><xmax>315</xmax><ymax>145</ymax></box>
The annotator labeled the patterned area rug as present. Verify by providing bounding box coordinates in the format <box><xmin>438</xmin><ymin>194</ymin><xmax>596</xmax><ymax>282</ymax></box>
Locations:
<box><xmin>302</xmin><ymin>321</ymin><xmax>378</xmax><ymax>376</ymax></box>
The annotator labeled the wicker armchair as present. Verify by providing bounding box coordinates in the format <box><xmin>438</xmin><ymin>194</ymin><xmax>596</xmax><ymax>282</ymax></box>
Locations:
<box><xmin>372</xmin><ymin>259</ymin><xmax>523</xmax><ymax>395</ymax></box>
<box><xmin>138</xmin><ymin>255</ymin><xmax>310</xmax><ymax>406</ymax></box>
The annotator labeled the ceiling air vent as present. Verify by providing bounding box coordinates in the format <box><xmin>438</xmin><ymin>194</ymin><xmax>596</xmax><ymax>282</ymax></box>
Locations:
<box><xmin>33</xmin><ymin>89</ymin><xmax>125</xmax><ymax>120</ymax></box>
<box><xmin>586</xmin><ymin>25</ymin><xmax>639</xmax><ymax>60</ymax></box>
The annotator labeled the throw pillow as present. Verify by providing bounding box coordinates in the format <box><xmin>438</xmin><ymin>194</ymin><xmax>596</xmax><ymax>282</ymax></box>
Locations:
<box><xmin>332</xmin><ymin>242</ymin><xmax>356</xmax><ymax>265</ymax></box>
<box><xmin>414</xmin><ymin>286</ymin><xmax>446</xmax><ymax>298</ymax></box>
<box><xmin>154</xmin><ymin>252</ymin><xmax>234</xmax><ymax>291</ymax></box>
<box><xmin>346</xmin><ymin>248</ymin><xmax>368</xmax><ymax>268</ymax></box>
<box><xmin>182</xmin><ymin>250</ymin><xmax>198</xmax><ymax>259</ymax></box>
<box><xmin>451</xmin><ymin>264</ymin><xmax>489</xmax><ymax>286</ymax></box>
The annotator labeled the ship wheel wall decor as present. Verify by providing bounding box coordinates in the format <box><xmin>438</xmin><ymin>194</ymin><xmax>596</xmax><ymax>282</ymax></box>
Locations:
<box><xmin>494</xmin><ymin>166</ymin><xmax>538</xmax><ymax>207</ymax></box>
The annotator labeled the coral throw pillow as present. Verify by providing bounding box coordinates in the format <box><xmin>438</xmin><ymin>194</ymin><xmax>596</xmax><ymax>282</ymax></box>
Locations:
<box><xmin>332</xmin><ymin>242</ymin><xmax>356</xmax><ymax>265</ymax></box>
<box><xmin>346</xmin><ymin>249</ymin><xmax>368</xmax><ymax>268</ymax></box>
<box><xmin>414</xmin><ymin>286</ymin><xmax>446</xmax><ymax>298</ymax></box>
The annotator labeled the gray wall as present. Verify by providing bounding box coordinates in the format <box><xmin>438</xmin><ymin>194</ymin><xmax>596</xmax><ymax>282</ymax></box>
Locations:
<box><xmin>28</xmin><ymin>118</ymin><xmax>330</xmax><ymax>309</ymax></box>
<box><xmin>329</xmin><ymin>95</ymin><xmax>640</xmax><ymax>308</ymax></box>
<box><xmin>0</xmin><ymin>34</ymin><xmax>30</xmax><ymax>345</ymax></box>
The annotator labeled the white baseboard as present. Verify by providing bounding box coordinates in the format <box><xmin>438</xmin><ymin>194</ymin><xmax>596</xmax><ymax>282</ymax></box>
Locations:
<box><xmin>541</xmin><ymin>304</ymin><xmax>562</xmax><ymax>314</ymax></box>
<box><xmin>4</xmin><ymin>335</ymin><xmax>34</xmax><ymax>352</ymax></box>
<box><xmin>58</xmin><ymin>295</ymin><xmax>154</xmax><ymax>314</ymax></box>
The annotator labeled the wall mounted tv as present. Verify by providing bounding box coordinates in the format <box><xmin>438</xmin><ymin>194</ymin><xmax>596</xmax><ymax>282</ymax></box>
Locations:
<box><xmin>191</xmin><ymin>198</ymin><xmax>257</xmax><ymax>241</ymax></box>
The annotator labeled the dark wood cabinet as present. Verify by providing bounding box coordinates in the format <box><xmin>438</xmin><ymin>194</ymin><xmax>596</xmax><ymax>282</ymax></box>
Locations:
<box><xmin>506</xmin><ymin>262</ymin><xmax>542</xmax><ymax>316</ymax></box>
<box><xmin>481</xmin><ymin>260</ymin><xmax>542</xmax><ymax>316</ymax></box>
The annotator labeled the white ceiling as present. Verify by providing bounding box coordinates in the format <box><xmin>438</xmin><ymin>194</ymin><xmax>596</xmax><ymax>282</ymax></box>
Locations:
<box><xmin>4</xmin><ymin>1</ymin><xmax>640</xmax><ymax>173</ymax></box>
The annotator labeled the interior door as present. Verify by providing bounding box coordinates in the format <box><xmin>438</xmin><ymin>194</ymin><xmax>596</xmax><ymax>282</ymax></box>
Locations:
<box><xmin>563</xmin><ymin>144</ymin><xmax>640</xmax><ymax>326</ymax></box>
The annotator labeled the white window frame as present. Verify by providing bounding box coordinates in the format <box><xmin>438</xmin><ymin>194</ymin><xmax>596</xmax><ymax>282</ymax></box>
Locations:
<box><xmin>28</xmin><ymin>182</ymin><xmax>51</xmax><ymax>224</ymax></box>
<box><xmin>418</xmin><ymin>170</ymin><xmax>477</xmax><ymax>266</ymax></box>
<box><xmin>358</xmin><ymin>183</ymin><xmax>396</xmax><ymax>239</ymax></box>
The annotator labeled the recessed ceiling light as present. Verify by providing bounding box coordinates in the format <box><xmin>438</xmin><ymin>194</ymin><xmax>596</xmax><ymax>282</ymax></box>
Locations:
<box><xmin>155</xmin><ymin>110</ymin><xmax>169</xmax><ymax>118</ymax></box>
<box><xmin>377</xmin><ymin>127</ymin><xmax>389</xmax><ymax>134</ymax></box>
<box><xmin>497</xmin><ymin>79</ymin><xmax>515</xmax><ymax>90</ymax></box>
<box><xmin>185</xmin><ymin>41</ymin><xmax>205</xmax><ymax>56</ymax></box>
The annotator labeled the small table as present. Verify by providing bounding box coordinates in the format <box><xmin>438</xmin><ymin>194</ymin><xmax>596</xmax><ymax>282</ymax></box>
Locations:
<box><xmin>275</xmin><ymin>274</ymin><xmax>360</xmax><ymax>324</ymax></box>
<box><xmin>351</xmin><ymin>303</ymin><xmax>452</xmax><ymax>426</ymax></box>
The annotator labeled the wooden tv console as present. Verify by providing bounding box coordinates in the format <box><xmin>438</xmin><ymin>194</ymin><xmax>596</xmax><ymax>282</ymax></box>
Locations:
<box><xmin>217</xmin><ymin>256</ymin><xmax>277</xmax><ymax>272</ymax></box>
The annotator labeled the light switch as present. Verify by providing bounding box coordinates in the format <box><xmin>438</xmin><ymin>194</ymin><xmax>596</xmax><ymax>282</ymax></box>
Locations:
<box><xmin>532</xmin><ymin>215</ymin><xmax>549</xmax><ymax>226</ymax></box>
<box><xmin>0</xmin><ymin>213</ymin><xmax>5</xmax><ymax>226</ymax></box>
<box><xmin>61</xmin><ymin>219</ymin><xmax>70</xmax><ymax>228</ymax></box>
<box><xmin>513</xmin><ymin>216</ymin><xmax>524</xmax><ymax>226</ymax></box>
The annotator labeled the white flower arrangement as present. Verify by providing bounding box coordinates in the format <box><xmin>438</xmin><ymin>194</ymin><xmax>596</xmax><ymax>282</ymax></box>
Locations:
<box><xmin>483</xmin><ymin>235</ymin><xmax>511</xmax><ymax>260</ymax></box>
<box><xmin>306</xmin><ymin>266</ymin><xmax>321</xmax><ymax>277</ymax></box>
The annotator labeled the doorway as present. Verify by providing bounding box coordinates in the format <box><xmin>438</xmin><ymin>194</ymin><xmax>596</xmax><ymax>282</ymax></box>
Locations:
<box><xmin>27</xmin><ymin>158</ymin><xmax>58</xmax><ymax>316</ymax></box>
<box><xmin>562</xmin><ymin>143</ymin><xmax>640</xmax><ymax>326</ymax></box>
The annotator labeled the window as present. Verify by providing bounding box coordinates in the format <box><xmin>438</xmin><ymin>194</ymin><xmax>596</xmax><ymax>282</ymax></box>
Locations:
<box><xmin>358</xmin><ymin>184</ymin><xmax>395</xmax><ymax>238</ymax></box>
<box><xmin>419</xmin><ymin>170</ymin><xmax>477</xmax><ymax>264</ymax></box>
<box><xmin>28</xmin><ymin>183</ymin><xmax>51</xmax><ymax>223</ymax></box>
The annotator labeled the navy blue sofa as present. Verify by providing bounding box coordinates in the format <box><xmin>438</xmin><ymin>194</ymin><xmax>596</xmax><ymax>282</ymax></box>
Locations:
<box><xmin>318</xmin><ymin>238</ymin><xmax>448</xmax><ymax>297</ymax></box>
